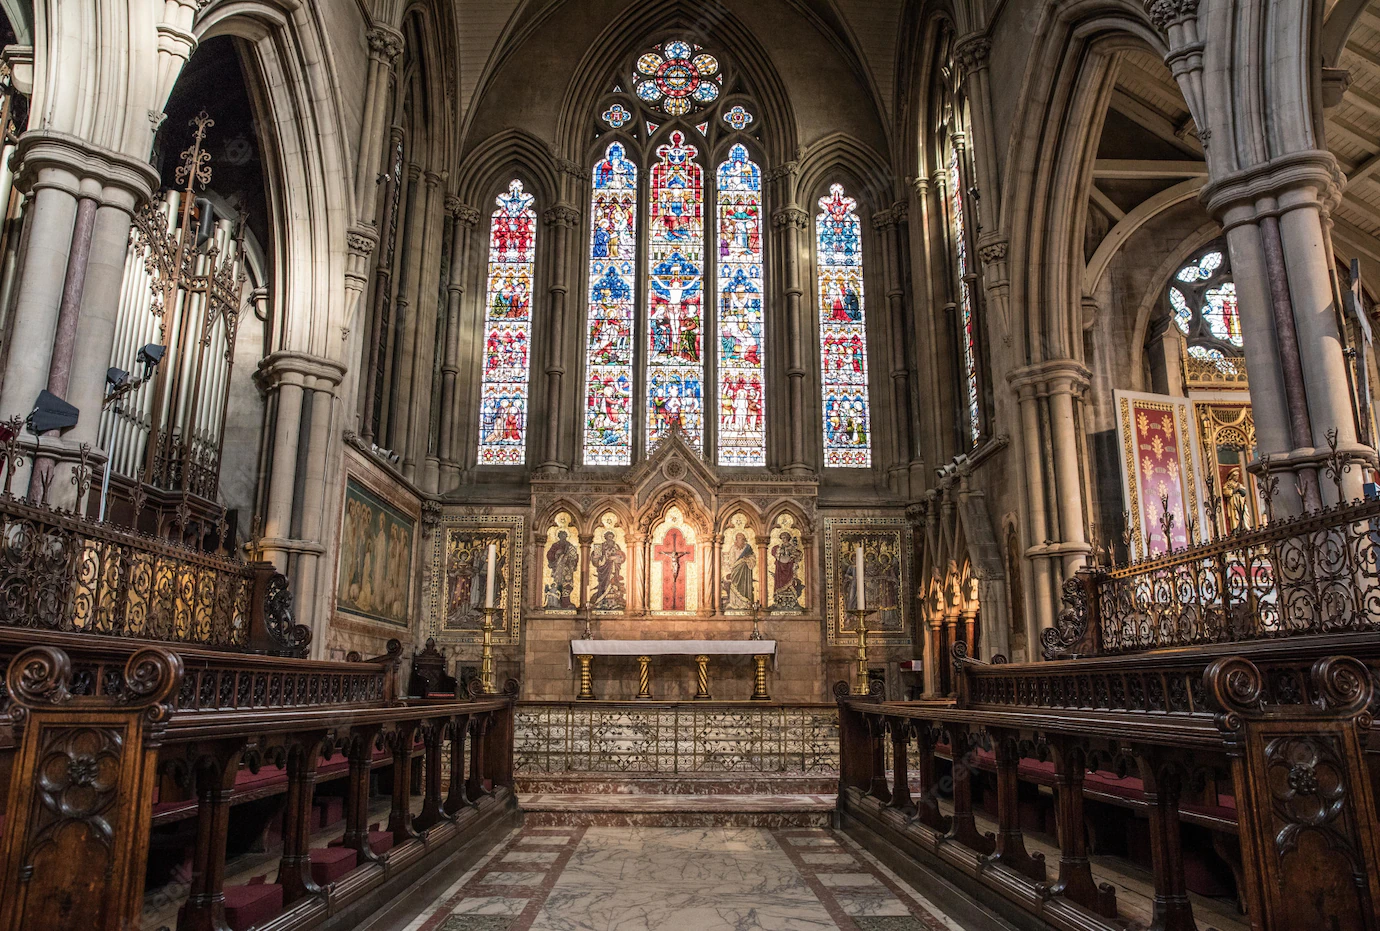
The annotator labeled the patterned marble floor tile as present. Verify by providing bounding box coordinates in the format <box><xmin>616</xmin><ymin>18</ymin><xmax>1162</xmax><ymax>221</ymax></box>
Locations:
<box><xmin>831</xmin><ymin>892</ymin><xmax>911</xmax><ymax>917</ymax></box>
<box><xmin>853</xmin><ymin>919</ymin><xmax>939</xmax><ymax>931</ymax></box>
<box><xmin>438</xmin><ymin>917</ymin><xmax>511</xmax><ymax>931</ymax></box>
<box><xmin>451</xmin><ymin>897</ymin><xmax>529</xmax><ymax>916</ymax></box>
<box><xmin>815</xmin><ymin>873</ymin><xmax>882</xmax><ymax>887</ymax></box>
<box><xmin>788</xmin><ymin>837</ymin><xmax>838</xmax><ymax>846</ymax></box>
<box><xmin>479</xmin><ymin>872</ymin><xmax>546</xmax><ymax>886</ymax></box>
<box><xmin>799</xmin><ymin>853</ymin><xmax>857</xmax><ymax>865</ymax></box>
<box><xmin>518</xmin><ymin>836</ymin><xmax>572</xmax><ymax>845</ymax></box>
<box><xmin>501</xmin><ymin>851</ymin><xmax>560</xmax><ymax>863</ymax></box>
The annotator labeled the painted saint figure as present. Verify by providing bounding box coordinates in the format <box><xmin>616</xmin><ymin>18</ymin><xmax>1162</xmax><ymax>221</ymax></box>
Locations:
<box><xmin>770</xmin><ymin>530</ymin><xmax>804</xmax><ymax>610</ymax></box>
<box><xmin>721</xmin><ymin>531</ymin><xmax>756</xmax><ymax>611</ymax></box>
<box><xmin>543</xmin><ymin>529</ymin><xmax>580</xmax><ymax>611</ymax></box>
<box><xmin>589</xmin><ymin>530</ymin><xmax>627</xmax><ymax>611</ymax></box>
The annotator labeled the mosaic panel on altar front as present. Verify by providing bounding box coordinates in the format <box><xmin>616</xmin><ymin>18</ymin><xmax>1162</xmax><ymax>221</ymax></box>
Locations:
<box><xmin>513</xmin><ymin>703</ymin><xmax>839</xmax><ymax>775</ymax></box>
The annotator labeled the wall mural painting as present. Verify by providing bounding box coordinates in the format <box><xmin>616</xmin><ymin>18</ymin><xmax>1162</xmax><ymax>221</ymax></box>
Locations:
<box><xmin>542</xmin><ymin>511</ymin><xmax>581</xmax><ymax>613</ymax></box>
<box><xmin>588</xmin><ymin>511</ymin><xmax>628</xmax><ymax>613</ymax></box>
<box><xmin>336</xmin><ymin>478</ymin><xmax>414</xmax><ymax>626</ymax></box>
<box><xmin>719</xmin><ymin>512</ymin><xmax>757</xmax><ymax>613</ymax></box>
<box><xmin>429</xmin><ymin>514</ymin><xmax>525</xmax><ymax>645</ymax></box>
<box><xmin>649</xmin><ymin>504</ymin><xmax>699</xmax><ymax>613</ymax></box>
<box><xmin>767</xmin><ymin>513</ymin><xmax>805</xmax><ymax>612</ymax></box>
<box><xmin>824</xmin><ymin>518</ymin><xmax>910</xmax><ymax>645</ymax></box>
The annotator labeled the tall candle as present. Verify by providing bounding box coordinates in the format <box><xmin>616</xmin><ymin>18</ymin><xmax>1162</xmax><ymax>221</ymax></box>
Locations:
<box><xmin>854</xmin><ymin>543</ymin><xmax>865</xmax><ymax>611</ymax></box>
<box><xmin>485</xmin><ymin>543</ymin><xmax>498</xmax><ymax>609</ymax></box>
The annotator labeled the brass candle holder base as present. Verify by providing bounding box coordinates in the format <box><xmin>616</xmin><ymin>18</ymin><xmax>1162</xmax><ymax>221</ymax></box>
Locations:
<box><xmin>576</xmin><ymin>654</ymin><xmax>595</xmax><ymax>700</ymax></box>
<box><xmin>850</xmin><ymin>607</ymin><xmax>871</xmax><ymax>696</ymax></box>
<box><xmin>751</xmin><ymin>654</ymin><xmax>771</xmax><ymax>701</ymax></box>
<box><xmin>478</xmin><ymin>606</ymin><xmax>500</xmax><ymax>695</ymax></box>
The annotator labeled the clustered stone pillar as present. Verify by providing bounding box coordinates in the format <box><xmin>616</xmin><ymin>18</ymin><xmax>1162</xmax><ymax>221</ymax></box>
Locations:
<box><xmin>439</xmin><ymin>198</ymin><xmax>479</xmax><ymax>485</ymax></box>
<box><xmin>771</xmin><ymin>202</ymin><xmax>810</xmax><ymax>473</ymax></box>
<box><xmin>1149</xmin><ymin>0</ymin><xmax>1374</xmax><ymax>510</ymax></box>
<box><xmin>540</xmin><ymin>200</ymin><xmax>580</xmax><ymax>472</ymax></box>
<box><xmin>872</xmin><ymin>202</ymin><xmax>916</xmax><ymax>493</ymax></box>
<box><xmin>1008</xmin><ymin>361</ymin><xmax>1092</xmax><ymax>632</ymax></box>
<box><xmin>258</xmin><ymin>351</ymin><xmax>347</xmax><ymax>650</ymax></box>
<box><xmin>0</xmin><ymin>134</ymin><xmax>158</xmax><ymax>504</ymax></box>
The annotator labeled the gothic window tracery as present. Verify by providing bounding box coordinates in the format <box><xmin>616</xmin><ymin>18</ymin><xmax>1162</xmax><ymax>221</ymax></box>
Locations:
<box><xmin>1169</xmin><ymin>247</ymin><xmax>1244</xmax><ymax>383</ymax></box>
<box><xmin>581</xmin><ymin>38</ymin><xmax>771</xmax><ymax>468</ymax></box>
<box><xmin>477</xmin><ymin>179</ymin><xmax>537</xmax><ymax>464</ymax></box>
<box><xmin>817</xmin><ymin>184</ymin><xmax>871</xmax><ymax>468</ymax></box>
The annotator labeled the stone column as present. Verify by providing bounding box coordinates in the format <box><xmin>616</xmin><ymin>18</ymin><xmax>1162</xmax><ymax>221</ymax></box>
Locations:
<box><xmin>771</xmin><ymin>203</ymin><xmax>810</xmax><ymax>472</ymax></box>
<box><xmin>439</xmin><ymin>199</ymin><xmax>479</xmax><ymax>485</ymax></box>
<box><xmin>1046</xmin><ymin>364</ymin><xmax>1091</xmax><ymax>579</ymax></box>
<box><xmin>361</xmin><ymin>127</ymin><xmax>405</xmax><ymax>443</ymax></box>
<box><xmin>354</xmin><ymin>27</ymin><xmax>404</xmax><ymax>219</ymax></box>
<box><xmin>872</xmin><ymin>203</ymin><xmax>914</xmax><ymax>493</ymax></box>
<box><xmin>539</xmin><ymin>203</ymin><xmax>579</xmax><ymax>472</ymax></box>
<box><xmin>0</xmin><ymin>134</ymin><xmax>157</xmax><ymax>500</ymax></box>
<box><xmin>628</xmin><ymin>531</ymin><xmax>645</xmax><ymax>614</ymax></box>
<box><xmin>1011</xmin><ymin>376</ymin><xmax>1054</xmax><ymax>632</ymax></box>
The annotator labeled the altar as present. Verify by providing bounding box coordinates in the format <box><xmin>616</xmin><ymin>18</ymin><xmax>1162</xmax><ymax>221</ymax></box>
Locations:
<box><xmin>570</xmin><ymin>639</ymin><xmax>777</xmax><ymax>701</ymax></box>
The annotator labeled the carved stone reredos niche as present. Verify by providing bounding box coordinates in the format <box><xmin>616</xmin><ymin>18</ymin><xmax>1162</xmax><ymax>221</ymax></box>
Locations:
<box><xmin>528</xmin><ymin>430</ymin><xmax>819</xmax><ymax>618</ymax></box>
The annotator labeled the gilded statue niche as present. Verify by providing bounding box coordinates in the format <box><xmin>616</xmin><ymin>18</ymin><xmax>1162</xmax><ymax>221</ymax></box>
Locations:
<box><xmin>541</xmin><ymin>511</ymin><xmax>581</xmax><ymax>613</ymax></box>
<box><xmin>649</xmin><ymin>504</ymin><xmax>701</xmax><ymax>614</ymax></box>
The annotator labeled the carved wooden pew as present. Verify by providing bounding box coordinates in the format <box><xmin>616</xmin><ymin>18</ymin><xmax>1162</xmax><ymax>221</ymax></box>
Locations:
<box><xmin>836</xmin><ymin>650</ymin><xmax>1380</xmax><ymax>931</ymax></box>
<box><xmin>0</xmin><ymin>643</ymin><xmax>520</xmax><ymax>931</ymax></box>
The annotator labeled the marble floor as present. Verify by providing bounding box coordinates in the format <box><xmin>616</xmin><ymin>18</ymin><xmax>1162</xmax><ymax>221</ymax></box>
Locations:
<box><xmin>395</xmin><ymin>826</ymin><xmax>982</xmax><ymax>931</ymax></box>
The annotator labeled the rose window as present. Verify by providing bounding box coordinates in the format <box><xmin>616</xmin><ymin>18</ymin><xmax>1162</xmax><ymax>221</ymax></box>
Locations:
<box><xmin>634</xmin><ymin>40</ymin><xmax>721</xmax><ymax>116</ymax></box>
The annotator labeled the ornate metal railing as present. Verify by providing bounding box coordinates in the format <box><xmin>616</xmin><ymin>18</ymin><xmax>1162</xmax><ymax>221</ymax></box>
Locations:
<box><xmin>1044</xmin><ymin>495</ymin><xmax>1380</xmax><ymax>657</ymax></box>
<box><xmin>0</xmin><ymin>493</ymin><xmax>307</xmax><ymax>654</ymax></box>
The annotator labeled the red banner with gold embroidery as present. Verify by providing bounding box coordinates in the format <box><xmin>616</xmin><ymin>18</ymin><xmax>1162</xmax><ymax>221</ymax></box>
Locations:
<box><xmin>1115</xmin><ymin>391</ymin><xmax>1203</xmax><ymax>559</ymax></box>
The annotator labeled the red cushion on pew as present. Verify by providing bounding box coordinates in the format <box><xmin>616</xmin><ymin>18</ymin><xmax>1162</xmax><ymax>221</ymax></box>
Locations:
<box><xmin>221</xmin><ymin>881</ymin><xmax>284</xmax><ymax>930</ymax></box>
<box><xmin>309</xmin><ymin>846</ymin><xmax>358</xmax><ymax>885</ymax></box>
<box><xmin>315</xmin><ymin>796</ymin><xmax>344</xmax><ymax>828</ymax></box>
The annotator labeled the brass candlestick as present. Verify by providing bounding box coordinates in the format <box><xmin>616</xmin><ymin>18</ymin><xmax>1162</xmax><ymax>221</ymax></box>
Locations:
<box><xmin>749</xmin><ymin>600</ymin><xmax>763</xmax><ymax>640</ymax></box>
<box><xmin>850</xmin><ymin>607</ymin><xmax>870</xmax><ymax>695</ymax></box>
<box><xmin>576</xmin><ymin>653</ymin><xmax>596</xmax><ymax>700</ymax></box>
<box><xmin>480</xmin><ymin>606</ymin><xmax>499</xmax><ymax>695</ymax></box>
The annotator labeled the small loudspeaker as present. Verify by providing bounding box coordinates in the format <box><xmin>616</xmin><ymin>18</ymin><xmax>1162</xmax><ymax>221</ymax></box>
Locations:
<box><xmin>27</xmin><ymin>390</ymin><xmax>79</xmax><ymax>435</ymax></box>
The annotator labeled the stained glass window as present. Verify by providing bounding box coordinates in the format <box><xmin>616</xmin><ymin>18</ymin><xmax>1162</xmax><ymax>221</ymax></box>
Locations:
<box><xmin>646</xmin><ymin>131</ymin><xmax>705</xmax><ymax>452</ymax></box>
<box><xmin>817</xmin><ymin>184</ymin><xmax>871</xmax><ymax>468</ymax></box>
<box><xmin>476</xmin><ymin>180</ymin><xmax>536</xmax><ymax>464</ymax></box>
<box><xmin>950</xmin><ymin>146</ymin><xmax>980</xmax><ymax>447</ymax></box>
<box><xmin>634</xmin><ymin>40</ymin><xmax>720</xmax><ymax>116</ymax></box>
<box><xmin>715</xmin><ymin>144</ymin><xmax>765</xmax><ymax>466</ymax></box>
<box><xmin>1169</xmin><ymin>249</ymin><xmax>1243</xmax><ymax>382</ymax></box>
<box><xmin>583</xmin><ymin>142</ymin><xmax>638</xmax><ymax>465</ymax></box>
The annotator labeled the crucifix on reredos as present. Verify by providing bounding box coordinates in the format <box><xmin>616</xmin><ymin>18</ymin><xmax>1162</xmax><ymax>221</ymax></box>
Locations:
<box><xmin>648</xmin><ymin>504</ymin><xmax>701</xmax><ymax>613</ymax></box>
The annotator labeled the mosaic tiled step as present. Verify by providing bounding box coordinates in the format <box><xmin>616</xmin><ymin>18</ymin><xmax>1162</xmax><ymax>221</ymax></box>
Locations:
<box><xmin>519</xmin><ymin>792</ymin><xmax>835</xmax><ymax>828</ymax></box>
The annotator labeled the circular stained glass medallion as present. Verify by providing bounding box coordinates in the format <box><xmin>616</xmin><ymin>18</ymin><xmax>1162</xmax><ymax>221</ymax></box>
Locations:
<box><xmin>632</xmin><ymin>40</ymin><xmax>720</xmax><ymax>116</ymax></box>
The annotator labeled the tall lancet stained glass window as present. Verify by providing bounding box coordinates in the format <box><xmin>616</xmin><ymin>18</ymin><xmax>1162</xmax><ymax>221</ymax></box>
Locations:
<box><xmin>477</xmin><ymin>179</ymin><xmax>536</xmax><ymax>464</ymax></box>
<box><xmin>817</xmin><ymin>184</ymin><xmax>871</xmax><ymax>467</ymax></box>
<box><xmin>646</xmin><ymin>131</ymin><xmax>705</xmax><ymax>452</ymax></box>
<box><xmin>583</xmin><ymin>142</ymin><xmax>638</xmax><ymax>465</ymax></box>
<box><xmin>950</xmin><ymin>147</ymin><xmax>980</xmax><ymax>446</ymax></box>
<box><xmin>715</xmin><ymin>145</ymin><xmax>765</xmax><ymax>466</ymax></box>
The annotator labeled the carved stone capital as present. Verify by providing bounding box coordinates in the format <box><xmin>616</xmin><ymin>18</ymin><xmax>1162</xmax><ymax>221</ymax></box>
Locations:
<box><xmin>1144</xmin><ymin>0</ymin><xmax>1199</xmax><ymax>32</ymax></box>
<box><xmin>543</xmin><ymin>203</ymin><xmax>581</xmax><ymax>228</ymax></box>
<box><xmin>346</xmin><ymin>227</ymin><xmax>378</xmax><ymax>258</ymax></box>
<box><xmin>554</xmin><ymin>157</ymin><xmax>585</xmax><ymax>180</ymax></box>
<box><xmin>891</xmin><ymin>201</ymin><xmax>908</xmax><ymax>224</ymax></box>
<box><xmin>450</xmin><ymin>200</ymin><xmax>481</xmax><ymax>227</ymax></box>
<box><xmin>367</xmin><ymin>26</ymin><xmax>405</xmax><ymax>66</ymax></box>
<box><xmin>772</xmin><ymin>206</ymin><xmax>809</xmax><ymax>231</ymax></box>
<box><xmin>871</xmin><ymin>209</ymin><xmax>896</xmax><ymax>232</ymax></box>
<box><xmin>953</xmin><ymin>36</ymin><xmax>992</xmax><ymax>74</ymax></box>
<box><xmin>421</xmin><ymin>498</ymin><xmax>443</xmax><ymax>527</ymax></box>
<box><xmin>765</xmin><ymin>160</ymin><xmax>800</xmax><ymax>184</ymax></box>
<box><xmin>978</xmin><ymin>240</ymin><xmax>1008</xmax><ymax>265</ymax></box>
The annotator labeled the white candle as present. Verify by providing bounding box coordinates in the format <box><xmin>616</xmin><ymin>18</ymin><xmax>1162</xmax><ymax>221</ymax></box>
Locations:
<box><xmin>854</xmin><ymin>543</ymin><xmax>865</xmax><ymax>611</ymax></box>
<box><xmin>485</xmin><ymin>542</ymin><xmax>498</xmax><ymax>609</ymax></box>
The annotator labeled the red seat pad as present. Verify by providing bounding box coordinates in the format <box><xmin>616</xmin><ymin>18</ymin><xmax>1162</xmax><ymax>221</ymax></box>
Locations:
<box><xmin>315</xmin><ymin>796</ymin><xmax>345</xmax><ymax>828</ymax></box>
<box><xmin>309</xmin><ymin>846</ymin><xmax>358</xmax><ymax>885</ymax></box>
<box><xmin>220</xmin><ymin>882</ymin><xmax>284</xmax><ymax>931</ymax></box>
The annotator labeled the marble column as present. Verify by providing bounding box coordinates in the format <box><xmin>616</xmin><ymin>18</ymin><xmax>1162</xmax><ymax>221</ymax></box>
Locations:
<box><xmin>872</xmin><ymin>203</ymin><xmax>914</xmax><ymax>493</ymax></box>
<box><xmin>402</xmin><ymin>170</ymin><xmax>442</xmax><ymax>482</ymax></box>
<box><xmin>539</xmin><ymin>203</ymin><xmax>579</xmax><ymax>472</ymax></box>
<box><xmin>771</xmin><ymin>204</ymin><xmax>810</xmax><ymax>473</ymax></box>
<box><xmin>360</xmin><ymin>126</ymin><xmax>406</xmax><ymax>443</ymax></box>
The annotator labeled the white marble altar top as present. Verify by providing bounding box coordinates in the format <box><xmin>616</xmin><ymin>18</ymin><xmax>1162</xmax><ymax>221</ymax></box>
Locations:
<box><xmin>570</xmin><ymin>639</ymin><xmax>776</xmax><ymax>656</ymax></box>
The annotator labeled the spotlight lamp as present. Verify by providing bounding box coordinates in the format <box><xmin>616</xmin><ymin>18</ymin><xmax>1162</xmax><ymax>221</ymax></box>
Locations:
<box><xmin>27</xmin><ymin>390</ymin><xmax>80</xmax><ymax>435</ymax></box>
<box><xmin>137</xmin><ymin>343</ymin><xmax>166</xmax><ymax>376</ymax></box>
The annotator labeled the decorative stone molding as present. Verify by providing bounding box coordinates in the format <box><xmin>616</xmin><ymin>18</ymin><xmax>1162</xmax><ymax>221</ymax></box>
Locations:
<box><xmin>771</xmin><ymin>206</ymin><xmax>808</xmax><ymax>230</ymax></box>
<box><xmin>953</xmin><ymin>36</ymin><xmax>992</xmax><ymax>74</ymax></box>
<box><xmin>871</xmin><ymin>208</ymin><xmax>897</xmax><ymax>232</ymax></box>
<box><xmin>12</xmin><ymin>131</ymin><xmax>160</xmax><ymax>212</ymax></box>
<box><xmin>420</xmin><ymin>498</ymin><xmax>443</xmax><ymax>527</ymax></box>
<box><xmin>1200</xmin><ymin>149</ymin><xmax>1345</xmax><ymax>228</ymax></box>
<box><xmin>554</xmin><ymin>157</ymin><xmax>585</xmax><ymax>181</ymax></box>
<box><xmin>257</xmin><ymin>350</ymin><xmax>349</xmax><ymax>390</ymax></box>
<box><xmin>1006</xmin><ymin>359</ymin><xmax>1092</xmax><ymax>396</ymax></box>
<box><xmin>1143</xmin><ymin>0</ymin><xmax>1198</xmax><ymax>32</ymax></box>
<box><xmin>543</xmin><ymin>203</ymin><xmax>581</xmax><ymax>228</ymax></box>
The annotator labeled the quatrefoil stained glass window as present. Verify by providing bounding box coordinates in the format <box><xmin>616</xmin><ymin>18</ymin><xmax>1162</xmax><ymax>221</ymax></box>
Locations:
<box><xmin>634</xmin><ymin>40</ymin><xmax>721</xmax><ymax>116</ymax></box>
